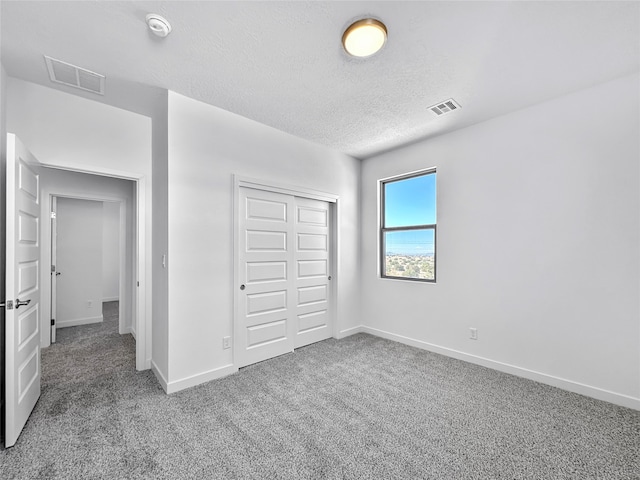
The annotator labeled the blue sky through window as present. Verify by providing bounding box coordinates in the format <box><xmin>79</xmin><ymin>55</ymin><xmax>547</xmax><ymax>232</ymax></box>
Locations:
<box><xmin>384</xmin><ymin>173</ymin><xmax>436</xmax><ymax>228</ymax></box>
<box><xmin>383</xmin><ymin>172</ymin><xmax>436</xmax><ymax>257</ymax></box>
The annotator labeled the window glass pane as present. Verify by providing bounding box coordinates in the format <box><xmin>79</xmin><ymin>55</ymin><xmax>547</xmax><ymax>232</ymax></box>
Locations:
<box><xmin>384</xmin><ymin>173</ymin><xmax>436</xmax><ymax>228</ymax></box>
<box><xmin>383</xmin><ymin>229</ymin><xmax>435</xmax><ymax>280</ymax></box>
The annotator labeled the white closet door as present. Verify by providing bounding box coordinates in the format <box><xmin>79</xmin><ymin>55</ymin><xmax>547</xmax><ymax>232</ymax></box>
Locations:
<box><xmin>237</xmin><ymin>187</ymin><xmax>333</xmax><ymax>368</ymax></box>
<box><xmin>293</xmin><ymin>197</ymin><xmax>331</xmax><ymax>348</ymax></box>
<box><xmin>237</xmin><ymin>188</ymin><xmax>295</xmax><ymax>368</ymax></box>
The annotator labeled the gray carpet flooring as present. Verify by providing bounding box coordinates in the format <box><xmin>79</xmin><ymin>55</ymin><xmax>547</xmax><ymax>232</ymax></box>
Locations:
<box><xmin>1</xmin><ymin>301</ymin><xmax>638</xmax><ymax>479</ymax></box>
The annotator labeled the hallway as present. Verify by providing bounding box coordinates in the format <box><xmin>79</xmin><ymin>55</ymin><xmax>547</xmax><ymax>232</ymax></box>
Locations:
<box><xmin>42</xmin><ymin>301</ymin><xmax>135</xmax><ymax>390</ymax></box>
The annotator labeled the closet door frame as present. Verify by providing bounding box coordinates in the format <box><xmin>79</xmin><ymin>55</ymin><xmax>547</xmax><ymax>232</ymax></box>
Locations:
<box><xmin>233</xmin><ymin>175</ymin><xmax>339</xmax><ymax>368</ymax></box>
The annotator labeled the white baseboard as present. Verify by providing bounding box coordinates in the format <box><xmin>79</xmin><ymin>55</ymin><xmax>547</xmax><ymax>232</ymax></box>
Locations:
<box><xmin>57</xmin><ymin>315</ymin><xmax>103</xmax><ymax>329</ymax></box>
<box><xmin>361</xmin><ymin>326</ymin><xmax>640</xmax><ymax>411</ymax></box>
<box><xmin>151</xmin><ymin>360</ymin><xmax>168</xmax><ymax>393</ymax></box>
<box><xmin>102</xmin><ymin>296</ymin><xmax>119</xmax><ymax>303</ymax></box>
<box><xmin>337</xmin><ymin>325</ymin><xmax>363</xmax><ymax>339</ymax></box>
<box><xmin>166</xmin><ymin>364</ymin><xmax>238</xmax><ymax>394</ymax></box>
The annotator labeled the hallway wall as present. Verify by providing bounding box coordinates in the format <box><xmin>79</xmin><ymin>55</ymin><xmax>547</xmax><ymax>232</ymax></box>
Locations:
<box><xmin>102</xmin><ymin>201</ymin><xmax>120</xmax><ymax>302</ymax></box>
<box><xmin>56</xmin><ymin>198</ymin><xmax>104</xmax><ymax>328</ymax></box>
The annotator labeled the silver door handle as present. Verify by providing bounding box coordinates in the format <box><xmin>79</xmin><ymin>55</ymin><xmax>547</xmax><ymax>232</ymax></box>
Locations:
<box><xmin>56</xmin><ymin>272</ymin><xmax>61</xmax><ymax>276</ymax></box>
<box><xmin>15</xmin><ymin>298</ymin><xmax>31</xmax><ymax>309</ymax></box>
<box><xmin>240</xmin><ymin>284</ymin><xmax>246</xmax><ymax>290</ymax></box>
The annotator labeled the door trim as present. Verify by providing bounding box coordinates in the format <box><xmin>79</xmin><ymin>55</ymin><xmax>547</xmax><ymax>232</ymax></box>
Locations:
<box><xmin>236</xmin><ymin>176</ymin><xmax>338</xmax><ymax>203</ymax></box>
<box><xmin>50</xmin><ymin>197</ymin><xmax>57</xmax><ymax>343</ymax></box>
<box><xmin>38</xmin><ymin>163</ymin><xmax>150</xmax><ymax>371</ymax></box>
<box><xmin>49</xmin><ymin>195</ymin><xmax>128</xmax><ymax>338</ymax></box>
<box><xmin>232</xmin><ymin>175</ymin><xmax>339</xmax><ymax>369</ymax></box>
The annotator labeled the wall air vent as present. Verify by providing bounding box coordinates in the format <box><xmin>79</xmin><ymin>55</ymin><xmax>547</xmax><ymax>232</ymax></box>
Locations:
<box><xmin>44</xmin><ymin>56</ymin><xmax>105</xmax><ymax>95</ymax></box>
<box><xmin>429</xmin><ymin>98</ymin><xmax>461</xmax><ymax>116</ymax></box>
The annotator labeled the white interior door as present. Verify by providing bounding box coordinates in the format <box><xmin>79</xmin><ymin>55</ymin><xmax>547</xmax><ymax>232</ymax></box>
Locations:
<box><xmin>237</xmin><ymin>188</ymin><xmax>295</xmax><ymax>367</ymax></box>
<box><xmin>50</xmin><ymin>196</ymin><xmax>57</xmax><ymax>343</ymax></box>
<box><xmin>294</xmin><ymin>197</ymin><xmax>331</xmax><ymax>348</ymax></box>
<box><xmin>5</xmin><ymin>133</ymin><xmax>42</xmax><ymax>448</ymax></box>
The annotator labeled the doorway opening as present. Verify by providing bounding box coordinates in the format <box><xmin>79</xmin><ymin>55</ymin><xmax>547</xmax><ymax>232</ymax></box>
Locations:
<box><xmin>50</xmin><ymin>196</ymin><xmax>130</xmax><ymax>343</ymax></box>
<box><xmin>4</xmin><ymin>134</ymin><xmax>150</xmax><ymax>448</ymax></box>
<box><xmin>39</xmin><ymin>165</ymin><xmax>148</xmax><ymax>371</ymax></box>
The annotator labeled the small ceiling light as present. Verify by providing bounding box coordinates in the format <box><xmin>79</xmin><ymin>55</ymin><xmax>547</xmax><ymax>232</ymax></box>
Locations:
<box><xmin>342</xmin><ymin>18</ymin><xmax>387</xmax><ymax>57</ymax></box>
<box><xmin>146</xmin><ymin>13</ymin><xmax>172</xmax><ymax>38</ymax></box>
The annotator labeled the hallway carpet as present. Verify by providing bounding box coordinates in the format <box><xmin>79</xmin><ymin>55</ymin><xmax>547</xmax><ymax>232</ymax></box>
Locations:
<box><xmin>1</xmin><ymin>302</ymin><xmax>638</xmax><ymax>479</ymax></box>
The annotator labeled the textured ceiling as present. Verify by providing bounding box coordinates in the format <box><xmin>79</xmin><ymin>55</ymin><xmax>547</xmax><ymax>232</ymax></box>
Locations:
<box><xmin>2</xmin><ymin>1</ymin><xmax>639</xmax><ymax>159</ymax></box>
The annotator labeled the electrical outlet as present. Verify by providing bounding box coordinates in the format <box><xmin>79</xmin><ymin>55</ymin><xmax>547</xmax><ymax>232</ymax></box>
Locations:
<box><xmin>223</xmin><ymin>336</ymin><xmax>231</xmax><ymax>349</ymax></box>
<box><xmin>469</xmin><ymin>328</ymin><xmax>478</xmax><ymax>340</ymax></box>
<box><xmin>87</xmin><ymin>300</ymin><xmax>93</xmax><ymax>309</ymax></box>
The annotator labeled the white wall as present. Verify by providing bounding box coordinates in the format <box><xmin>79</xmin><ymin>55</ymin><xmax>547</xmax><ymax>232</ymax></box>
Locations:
<box><xmin>164</xmin><ymin>91</ymin><xmax>360</xmax><ymax>391</ymax></box>
<box><xmin>56</xmin><ymin>198</ymin><xmax>104</xmax><ymax>327</ymax></box>
<box><xmin>360</xmin><ymin>73</ymin><xmax>640</xmax><ymax>409</ymax></box>
<box><xmin>0</xmin><ymin>64</ymin><xmax>8</xmax><ymax>432</ymax></box>
<box><xmin>102</xmin><ymin>201</ymin><xmax>120</xmax><ymax>302</ymax></box>
<box><xmin>6</xmin><ymin>77</ymin><xmax>153</xmax><ymax>368</ymax></box>
<box><xmin>8</xmin><ymin>69</ymin><xmax>635</xmax><ymax>408</ymax></box>
<box><xmin>39</xmin><ymin>168</ymin><xmax>135</xmax><ymax>345</ymax></box>
<box><xmin>6</xmin><ymin>78</ymin><xmax>150</xmax><ymax>176</ymax></box>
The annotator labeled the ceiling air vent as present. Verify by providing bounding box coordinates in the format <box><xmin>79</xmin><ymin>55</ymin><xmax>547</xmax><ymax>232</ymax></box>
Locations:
<box><xmin>44</xmin><ymin>56</ymin><xmax>105</xmax><ymax>95</ymax></box>
<box><xmin>429</xmin><ymin>98</ymin><xmax>460</xmax><ymax>116</ymax></box>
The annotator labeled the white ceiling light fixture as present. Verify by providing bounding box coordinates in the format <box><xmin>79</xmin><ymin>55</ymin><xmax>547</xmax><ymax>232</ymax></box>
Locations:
<box><xmin>146</xmin><ymin>13</ymin><xmax>172</xmax><ymax>38</ymax></box>
<box><xmin>342</xmin><ymin>18</ymin><xmax>387</xmax><ymax>58</ymax></box>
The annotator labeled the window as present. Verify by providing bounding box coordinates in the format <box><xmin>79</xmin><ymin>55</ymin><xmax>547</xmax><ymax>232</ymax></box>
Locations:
<box><xmin>381</xmin><ymin>170</ymin><xmax>436</xmax><ymax>282</ymax></box>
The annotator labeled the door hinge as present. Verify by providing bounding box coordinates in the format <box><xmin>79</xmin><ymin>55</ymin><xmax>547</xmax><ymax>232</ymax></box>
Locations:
<box><xmin>50</xmin><ymin>211</ymin><xmax>56</xmax><ymax>219</ymax></box>
<box><xmin>51</xmin><ymin>319</ymin><xmax>55</xmax><ymax>326</ymax></box>
<box><xmin>51</xmin><ymin>265</ymin><xmax>56</xmax><ymax>273</ymax></box>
